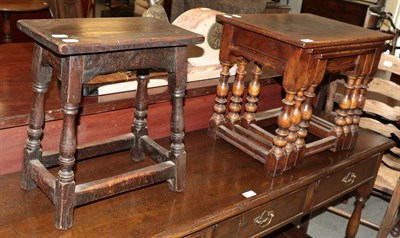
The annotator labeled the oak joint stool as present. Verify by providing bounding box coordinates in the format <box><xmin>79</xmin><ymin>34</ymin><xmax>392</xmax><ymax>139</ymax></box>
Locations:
<box><xmin>18</xmin><ymin>17</ymin><xmax>203</xmax><ymax>229</ymax></box>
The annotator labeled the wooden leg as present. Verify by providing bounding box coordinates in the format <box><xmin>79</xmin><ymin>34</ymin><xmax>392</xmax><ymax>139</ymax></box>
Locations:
<box><xmin>2</xmin><ymin>11</ymin><xmax>12</xmax><ymax>43</ymax></box>
<box><xmin>391</xmin><ymin>219</ymin><xmax>400</xmax><ymax>237</ymax></box>
<box><xmin>208</xmin><ymin>61</ymin><xmax>231</xmax><ymax>138</ymax></box>
<box><xmin>132</xmin><ymin>69</ymin><xmax>149</xmax><ymax>162</ymax></box>
<box><xmin>54</xmin><ymin>103</ymin><xmax>78</xmax><ymax>230</ymax></box>
<box><xmin>168</xmin><ymin>47</ymin><xmax>187</xmax><ymax>192</ymax></box>
<box><xmin>333</xmin><ymin>75</ymin><xmax>354</xmax><ymax>151</ymax></box>
<box><xmin>54</xmin><ymin>56</ymin><xmax>83</xmax><ymax>230</ymax></box>
<box><xmin>242</xmin><ymin>63</ymin><xmax>261</xmax><ymax>127</ymax></box>
<box><xmin>346</xmin><ymin>188</ymin><xmax>369</xmax><ymax>238</ymax></box>
<box><xmin>377</xmin><ymin>178</ymin><xmax>400</xmax><ymax>238</ymax></box>
<box><xmin>21</xmin><ymin>44</ymin><xmax>52</xmax><ymax>190</ymax></box>
<box><xmin>285</xmin><ymin>89</ymin><xmax>304</xmax><ymax>170</ymax></box>
<box><xmin>266</xmin><ymin>92</ymin><xmax>294</xmax><ymax>176</ymax></box>
<box><xmin>226</xmin><ymin>60</ymin><xmax>247</xmax><ymax>129</ymax></box>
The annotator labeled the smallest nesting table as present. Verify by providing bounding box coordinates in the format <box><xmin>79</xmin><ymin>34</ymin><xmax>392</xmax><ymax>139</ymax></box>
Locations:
<box><xmin>17</xmin><ymin>17</ymin><xmax>203</xmax><ymax>229</ymax></box>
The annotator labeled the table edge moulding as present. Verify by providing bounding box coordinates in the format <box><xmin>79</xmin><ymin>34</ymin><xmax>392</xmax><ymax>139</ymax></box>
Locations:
<box><xmin>16</xmin><ymin>16</ymin><xmax>204</xmax><ymax>230</ymax></box>
<box><xmin>208</xmin><ymin>13</ymin><xmax>393</xmax><ymax>177</ymax></box>
<box><xmin>0</xmin><ymin>128</ymin><xmax>394</xmax><ymax>237</ymax></box>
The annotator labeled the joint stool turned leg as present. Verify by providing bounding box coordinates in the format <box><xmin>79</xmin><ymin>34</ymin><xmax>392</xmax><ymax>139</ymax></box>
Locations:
<box><xmin>54</xmin><ymin>55</ymin><xmax>83</xmax><ymax>230</ymax></box>
<box><xmin>167</xmin><ymin>47</ymin><xmax>187</xmax><ymax>191</ymax></box>
<box><xmin>22</xmin><ymin>44</ymin><xmax>52</xmax><ymax>190</ymax></box>
<box><xmin>168</xmin><ymin>85</ymin><xmax>186</xmax><ymax>192</ymax></box>
<box><xmin>55</xmin><ymin>103</ymin><xmax>78</xmax><ymax>230</ymax></box>
<box><xmin>208</xmin><ymin>61</ymin><xmax>231</xmax><ymax>138</ymax></box>
<box><xmin>132</xmin><ymin>69</ymin><xmax>149</xmax><ymax>162</ymax></box>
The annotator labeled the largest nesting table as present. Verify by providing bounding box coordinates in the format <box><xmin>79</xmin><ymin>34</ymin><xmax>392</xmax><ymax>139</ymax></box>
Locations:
<box><xmin>17</xmin><ymin>17</ymin><xmax>203</xmax><ymax>229</ymax></box>
<box><xmin>208</xmin><ymin>13</ymin><xmax>392</xmax><ymax>177</ymax></box>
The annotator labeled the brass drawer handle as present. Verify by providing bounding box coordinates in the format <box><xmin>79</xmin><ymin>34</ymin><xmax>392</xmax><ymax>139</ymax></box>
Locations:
<box><xmin>342</xmin><ymin>172</ymin><xmax>357</xmax><ymax>186</ymax></box>
<box><xmin>254</xmin><ymin>210</ymin><xmax>275</xmax><ymax>228</ymax></box>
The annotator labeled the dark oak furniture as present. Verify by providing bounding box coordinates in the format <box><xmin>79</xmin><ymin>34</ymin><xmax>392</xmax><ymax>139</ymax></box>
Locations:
<box><xmin>0</xmin><ymin>0</ymin><xmax>48</xmax><ymax>43</ymax></box>
<box><xmin>301</xmin><ymin>0</ymin><xmax>385</xmax><ymax>27</ymax></box>
<box><xmin>17</xmin><ymin>17</ymin><xmax>203</xmax><ymax>229</ymax></box>
<box><xmin>0</xmin><ymin>42</ymin><xmax>282</xmax><ymax>176</ymax></box>
<box><xmin>208</xmin><ymin>13</ymin><xmax>392</xmax><ymax>177</ymax></box>
<box><xmin>0</xmin><ymin>128</ymin><xmax>394</xmax><ymax>237</ymax></box>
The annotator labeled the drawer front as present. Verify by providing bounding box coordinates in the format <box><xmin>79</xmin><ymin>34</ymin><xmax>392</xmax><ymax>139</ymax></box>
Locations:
<box><xmin>185</xmin><ymin>226</ymin><xmax>214</xmax><ymax>238</ymax></box>
<box><xmin>213</xmin><ymin>188</ymin><xmax>308</xmax><ymax>238</ymax></box>
<box><xmin>313</xmin><ymin>154</ymin><xmax>379</xmax><ymax>207</ymax></box>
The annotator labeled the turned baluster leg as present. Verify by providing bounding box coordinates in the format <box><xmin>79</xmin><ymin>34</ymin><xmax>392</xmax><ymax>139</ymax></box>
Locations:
<box><xmin>285</xmin><ymin>89</ymin><xmax>304</xmax><ymax>170</ymax></box>
<box><xmin>346</xmin><ymin>183</ymin><xmax>371</xmax><ymax>238</ymax></box>
<box><xmin>333</xmin><ymin>75</ymin><xmax>354</xmax><ymax>150</ymax></box>
<box><xmin>267</xmin><ymin>92</ymin><xmax>295</xmax><ymax>176</ymax></box>
<box><xmin>351</xmin><ymin>76</ymin><xmax>372</xmax><ymax>147</ymax></box>
<box><xmin>226</xmin><ymin>60</ymin><xmax>247</xmax><ymax>129</ymax></box>
<box><xmin>345</xmin><ymin>195</ymin><xmax>366</xmax><ymax>238</ymax></box>
<box><xmin>21</xmin><ymin>44</ymin><xmax>52</xmax><ymax>190</ymax></box>
<box><xmin>242</xmin><ymin>63</ymin><xmax>261</xmax><ymax>127</ymax></box>
<box><xmin>296</xmin><ymin>84</ymin><xmax>316</xmax><ymax>163</ymax></box>
<box><xmin>168</xmin><ymin>47</ymin><xmax>187</xmax><ymax>192</ymax></box>
<box><xmin>347</xmin><ymin>76</ymin><xmax>364</xmax><ymax>148</ymax></box>
<box><xmin>54</xmin><ymin>56</ymin><xmax>83</xmax><ymax>230</ymax></box>
<box><xmin>132</xmin><ymin>69</ymin><xmax>149</xmax><ymax>162</ymax></box>
<box><xmin>208</xmin><ymin>62</ymin><xmax>231</xmax><ymax>138</ymax></box>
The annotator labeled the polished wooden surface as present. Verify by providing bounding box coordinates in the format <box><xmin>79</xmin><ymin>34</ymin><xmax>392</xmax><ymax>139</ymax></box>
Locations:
<box><xmin>0</xmin><ymin>0</ymin><xmax>48</xmax><ymax>43</ymax></box>
<box><xmin>0</xmin><ymin>128</ymin><xmax>393</xmax><ymax>237</ymax></box>
<box><xmin>0</xmin><ymin>0</ymin><xmax>48</xmax><ymax>12</ymax></box>
<box><xmin>217</xmin><ymin>13</ymin><xmax>390</xmax><ymax>49</ymax></box>
<box><xmin>17</xmin><ymin>17</ymin><xmax>204</xmax><ymax>55</ymax></box>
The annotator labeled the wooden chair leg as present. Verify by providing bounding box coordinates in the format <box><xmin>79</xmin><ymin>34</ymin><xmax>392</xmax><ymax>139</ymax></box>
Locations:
<box><xmin>377</xmin><ymin>178</ymin><xmax>400</xmax><ymax>238</ymax></box>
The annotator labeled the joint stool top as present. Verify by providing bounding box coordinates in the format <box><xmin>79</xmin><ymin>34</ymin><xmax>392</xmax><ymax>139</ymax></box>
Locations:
<box><xmin>17</xmin><ymin>17</ymin><xmax>204</xmax><ymax>55</ymax></box>
<box><xmin>216</xmin><ymin>13</ymin><xmax>392</xmax><ymax>49</ymax></box>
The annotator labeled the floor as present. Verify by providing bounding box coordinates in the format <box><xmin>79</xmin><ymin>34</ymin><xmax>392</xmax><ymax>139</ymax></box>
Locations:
<box><xmin>308</xmin><ymin>195</ymin><xmax>396</xmax><ymax>238</ymax></box>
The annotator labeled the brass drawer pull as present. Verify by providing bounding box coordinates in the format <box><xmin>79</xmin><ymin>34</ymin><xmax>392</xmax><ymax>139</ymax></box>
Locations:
<box><xmin>342</xmin><ymin>172</ymin><xmax>357</xmax><ymax>186</ymax></box>
<box><xmin>254</xmin><ymin>210</ymin><xmax>275</xmax><ymax>228</ymax></box>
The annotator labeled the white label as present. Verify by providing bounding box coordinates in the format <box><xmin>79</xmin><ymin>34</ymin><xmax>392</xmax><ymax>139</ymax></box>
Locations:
<box><xmin>383</xmin><ymin>60</ymin><xmax>393</xmax><ymax>67</ymax></box>
<box><xmin>232</xmin><ymin>14</ymin><xmax>242</xmax><ymax>18</ymax></box>
<box><xmin>300</xmin><ymin>39</ymin><xmax>314</xmax><ymax>43</ymax></box>
<box><xmin>51</xmin><ymin>34</ymin><xmax>68</xmax><ymax>38</ymax></box>
<box><xmin>242</xmin><ymin>190</ymin><xmax>257</xmax><ymax>198</ymax></box>
<box><xmin>223</xmin><ymin>14</ymin><xmax>233</xmax><ymax>18</ymax></box>
<box><xmin>62</xmin><ymin>39</ymin><xmax>79</xmax><ymax>43</ymax></box>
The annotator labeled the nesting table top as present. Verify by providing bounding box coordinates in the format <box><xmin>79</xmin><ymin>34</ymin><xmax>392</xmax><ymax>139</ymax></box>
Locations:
<box><xmin>216</xmin><ymin>13</ymin><xmax>392</xmax><ymax>48</ymax></box>
<box><xmin>17</xmin><ymin>17</ymin><xmax>204</xmax><ymax>55</ymax></box>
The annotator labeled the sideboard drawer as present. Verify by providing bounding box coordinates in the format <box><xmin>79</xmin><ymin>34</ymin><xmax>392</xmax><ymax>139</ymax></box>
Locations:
<box><xmin>313</xmin><ymin>154</ymin><xmax>379</xmax><ymax>207</ymax></box>
<box><xmin>213</xmin><ymin>188</ymin><xmax>308</xmax><ymax>237</ymax></box>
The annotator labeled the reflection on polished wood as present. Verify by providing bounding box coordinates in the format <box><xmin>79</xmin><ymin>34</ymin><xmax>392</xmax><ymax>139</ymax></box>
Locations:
<box><xmin>0</xmin><ymin>128</ymin><xmax>394</xmax><ymax>237</ymax></box>
<box><xmin>208</xmin><ymin>13</ymin><xmax>392</xmax><ymax>177</ymax></box>
<box><xmin>0</xmin><ymin>0</ymin><xmax>48</xmax><ymax>43</ymax></box>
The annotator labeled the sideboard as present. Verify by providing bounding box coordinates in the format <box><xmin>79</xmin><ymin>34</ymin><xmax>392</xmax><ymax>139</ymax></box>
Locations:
<box><xmin>0</xmin><ymin>126</ymin><xmax>394</xmax><ymax>237</ymax></box>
